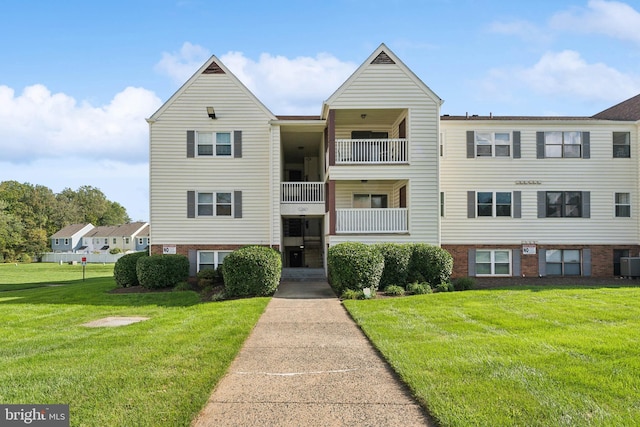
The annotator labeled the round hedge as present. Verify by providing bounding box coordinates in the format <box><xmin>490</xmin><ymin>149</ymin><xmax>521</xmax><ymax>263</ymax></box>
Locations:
<box><xmin>374</xmin><ymin>243</ymin><xmax>412</xmax><ymax>289</ymax></box>
<box><xmin>136</xmin><ymin>254</ymin><xmax>189</xmax><ymax>289</ymax></box>
<box><xmin>409</xmin><ymin>243</ymin><xmax>453</xmax><ymax>285</ymax></box>
<box><xmin>327</xmin><ymin>242</ymin><xmax>384</xmax><ymax>294</ymax></box>
<box><xmin>113</xmin><ymin>251</ymin><xmax>148</xmax><ymax>287</ymax></box>
<box><xmin>222</xmin><ymin>246</ymin><xmax>282</xmax><ymax>298</ymax></box>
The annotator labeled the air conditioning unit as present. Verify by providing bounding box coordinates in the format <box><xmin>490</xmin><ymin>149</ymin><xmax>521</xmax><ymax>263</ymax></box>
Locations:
<box><xmin>620</xmin><ymin>257</ymin><xmax>640</xmax><ymax>277</ymax></box>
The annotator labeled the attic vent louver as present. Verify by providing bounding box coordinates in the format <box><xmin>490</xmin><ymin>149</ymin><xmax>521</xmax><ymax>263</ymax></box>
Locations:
<box><xmin>202</xmin><ymin>61</ymin><xmax>225</xmax><ymax>74</ymax></box>
<box><xmin>371</xmin><ymin>51</ymin><xmax>395</xmax><ymax>64</ymax></box>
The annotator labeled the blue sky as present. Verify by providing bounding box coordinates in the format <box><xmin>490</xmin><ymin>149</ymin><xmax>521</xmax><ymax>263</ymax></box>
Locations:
<box><xmin>1</xmin><ymin>0</ymin><xmax>639</xmax><ymax>222</ymax></box>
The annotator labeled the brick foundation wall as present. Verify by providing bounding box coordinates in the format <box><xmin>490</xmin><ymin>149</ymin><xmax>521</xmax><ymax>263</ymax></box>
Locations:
<box><xmin>442</xmin><ymin>244</ymin><xmax>640</xmax><ymax>278</ymax></box>
<box><xmin>150</xmin><ymin>244</ymin><xmax>280</xmax><ymax>257</ymax></box>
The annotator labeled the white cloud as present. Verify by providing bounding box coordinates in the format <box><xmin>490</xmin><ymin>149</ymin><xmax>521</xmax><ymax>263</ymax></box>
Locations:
<box><xmin>481</xmin><ymin>50</ymin><xmax>640</xmax><ymax>106</ymax></box>
<box><xmin>550</xmin><ymin>0</ymin><xmax>640</xmax><ymax>44</ymax></box>
<box><xmin>154</xmin><ymin>43</ymin><xmax>357</xmax><ymax>115</ymax></box>
<box><xmin>0</xmin><ymin>85</ymin><xmax>162</xmax><ymax>163</ymax></box>
<box><xmin>154</xmin><ymin>42</ymin><xmax>211</xmax><ymax>84</ymax></box>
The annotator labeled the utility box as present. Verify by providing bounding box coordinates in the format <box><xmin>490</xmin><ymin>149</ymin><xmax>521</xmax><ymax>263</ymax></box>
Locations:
<box><xmin>620</xmin><ymin>257</ymin><xmax>640</xmax><ymax>277</ymax></box>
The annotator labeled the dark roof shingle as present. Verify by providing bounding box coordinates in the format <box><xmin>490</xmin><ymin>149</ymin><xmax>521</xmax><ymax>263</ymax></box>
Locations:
<box><xmin>592</xmin><ymin>93</ymin><xmax>640</xmax><ymax>121</ymax></box>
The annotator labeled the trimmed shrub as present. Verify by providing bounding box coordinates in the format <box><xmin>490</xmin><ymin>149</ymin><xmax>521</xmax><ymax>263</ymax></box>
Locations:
<box><xmin>18</xmin><ymin>253</ymin><xmax>32</xmax><ymax>263</ymax></box>
<box><xmin>340</xmin><ymin>289</ymin><xmax>364</xmax><ymax>300</ymax></box>
<box><xmin>196</xmin><ymin>268</ymin><xmax>219</xmax><ymax>288</ymax></box>
<box><xmin>434</xmin><ymin>282</ymin><xmax>455</xmax><ymax>293</ymax></box>
<box><xmin>137</xmin><ymin>254</ymin><xmax>189</xmax><ymax>289</ymax></box>
<box><xmin>109</xmin><ymin>247</ymin><xmax>123</xmax><ymax>254</ymax></box>
<box><xmin>408</xmin><ymin>243</ymin><xmax>453</xmax><ymax>285</ymax></box>
<box><xmin>453</xmin><ymin>276</ymin><xmax>475</xmax><ymax>291</ymax></box>
<box><xmin>327</xmin><ymin>242</ymin><xmax>384</xmax><ymax>294</ymax></box>
<box><xmin>113</xmin><ymin>251</ymin><xmax>148</xmax><ymax>287</ymax></box>
<box><xmin>374</xmin><ymin>243</ymin><xmax>412</xmax><ymax>289</ymax></box>
<box><xmin>223</xmin><ymin>246</ymin><xmax>281</xmax><ymax>298</ymax></box>
<box><xmin>384</xmin><ymin>285</ymin><xmax>405</xmax><ymax>296</ymax></box>
<box><xmin>407</xmin><ymin>282</ymin><xmax>432</xmax><ymax>295</ymax></box>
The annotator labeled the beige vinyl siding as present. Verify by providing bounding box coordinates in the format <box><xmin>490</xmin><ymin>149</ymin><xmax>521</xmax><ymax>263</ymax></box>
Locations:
<box><xmin>150</xmin><ymin>73</ymin><xmax>277</xmax><ymax>246</ymax></box>
<box><xmin>440</xmin><ymin>120</ymin><xmax>639</xmax><ymax>245</ymax></box>
<box><xmin>326</xmin><ymin>65</ymin><xmax>440</xmax><ymax>245</ymax></box>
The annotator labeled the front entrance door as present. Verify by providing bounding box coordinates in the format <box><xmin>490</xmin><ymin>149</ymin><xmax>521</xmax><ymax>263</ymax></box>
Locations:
<box><xmin>289</xmin><ymin>250</ymin><xmax>303</xmax><ymax>267</ymax></box>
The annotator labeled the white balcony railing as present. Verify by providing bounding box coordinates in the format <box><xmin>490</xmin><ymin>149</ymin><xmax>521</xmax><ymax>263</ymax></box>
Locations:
<box><xmin>335</xmin><ymin>139</ymin><xmax>408</xmax><ymax>164</ymax></box>
<box><xmin>336</xmin><ymin>208</ymin><xmax>408</xmax><ymax>233</ymax></box>
<box><xmin>281</xmin><ymin>182</ymin><xmax>325</xmax><ymax>203</ymax></box>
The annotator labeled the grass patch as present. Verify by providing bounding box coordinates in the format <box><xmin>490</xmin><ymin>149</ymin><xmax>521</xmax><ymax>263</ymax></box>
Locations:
<box><xmin>343</xmin><ymin>285</ymin><xmax>640</xmax><ymax>427</ymax></box>
<box><xmin>0</xmin><ymin>263</ymin><xmax>269</xmax><ymax>426</ymax></box>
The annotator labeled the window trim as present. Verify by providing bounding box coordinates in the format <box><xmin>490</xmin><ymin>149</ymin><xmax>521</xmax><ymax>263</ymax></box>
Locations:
<box><xmin>196</xmin><ymin>131</ymin><xmax>233</xmax><ymax>157</ymax></box>
<box><xmin>545</xmin><ymin>249</ymin><xmax>581</xmax><ymax>276</ymax></box>
<box><xmin>613</xmin><ymin>132</ymin><xmax>631</xmax><ymax>158</ymax></box>
<box><xmin>474</xmin><ymin>131</ymin><xmax>512</xmax><ymax>158</ymax></box>
<box><xmin>615</xmin><ymin>192</ymin><xmax>631</xmax><ymax>218</ymax></box>
<box><xmin>197</xmin><ymin>250</ymin><xmax>232</xmax><ymax>272</ymax></box>
<box><xmin>54</xmin><ymin>238</ymin><xmax>59</xmax><ymax>245</ymax></box>
<box><xmin>352</xmin><ymin>193</ymin><xmax>389</xmax><ymax>209</ymax></box>
<box><xmin>476</xmin><ymin>191</ymin><xmax>513</xmax><ymax>218</ymax></box>
<box><xmin>539</xmin><ymin>191</ymin><xmax>589</xmax><ymax>218</ymax></box>
<box><xmin>475</xmin><ymin>249</ymin><xmax>512</xmax><ymax>277</ymax></box>
<box><xmin>196</xmin><ymin>191</ymin><xmax>233</xmax><ymax>217</ymax></box>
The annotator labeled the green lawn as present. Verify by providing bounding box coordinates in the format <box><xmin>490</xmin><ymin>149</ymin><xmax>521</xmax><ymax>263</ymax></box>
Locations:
<box><xmin>344</xmin><ymin>285</ymin><xmax>640</xmax><ymax>427</ymax></box>
<box><xmin>0</xmin><ymin>263</ymin><xmax>269</xmax><ymax>426</ymax></box>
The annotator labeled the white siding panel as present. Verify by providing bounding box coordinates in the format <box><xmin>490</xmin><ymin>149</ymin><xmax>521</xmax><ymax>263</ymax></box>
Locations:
<box><xmin>440</xmin><ymin>120</ymin><xmax>639</xmax><ymax>245</ymax></box>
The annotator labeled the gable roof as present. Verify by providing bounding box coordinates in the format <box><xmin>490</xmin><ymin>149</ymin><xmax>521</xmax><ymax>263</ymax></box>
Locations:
<box><xmin>592</xmin><ymin>93</ymin><xmax>640</xmax><ymax>121</ymax></box>
<box><xmin>50</xmin><ymin>223</ymin><xmax>93</xmax><ymax>239</ymax></box>
<box><xmin>147</xmin><ymin>56</ymin><xmax>277</xmax><ymax>121</ymax></box>
<box><xmin>322</xmin><ymin>43</ymin><xmax>443</xmax><ymax>117</ymax></box>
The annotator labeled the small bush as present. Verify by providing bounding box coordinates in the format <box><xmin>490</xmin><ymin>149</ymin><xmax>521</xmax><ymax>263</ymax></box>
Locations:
<box><xmin>113</xmin><ymin>251</ymin><xmax>148</xmax><ymax>288</ymax></box>
<box><xmin>18</xmin><ymin>253</ymin><xmax>32</xmax><ymax>263</ymax></box>
<box><xmin>408</xmin><ymin>244</ymin><xmax>453</xmax><ymax>285</ymax></box>
<box><xmin>374</xmin><ymin>243</ymin><xmax>412</xmax><ymax>290</ymax></box>
<box><xmin>384</xmin><ymin>285</ymin><xmax>405</xmax><ymax>296</ymax></box>
<box><xmin>340</xmin><ymin>289</ymin><xmax>365</xmax><ymax>300</ymax></box>
<box><xmin>109</xmin><ymin>247</ymin><xmax>123</xmax><ymax>254</ymax></box>
<box><xmin>137</xmin><ymin>254</ymin><xmax>189</xmax><ymax>289</ymax></box>
<box><xmin>453</xmin><ymin>277</ymin><xmax>475</xmax><ymax>291</ymax></box>
<box><xmin>196</xmin><ymin>268</ymin><xmax>219</xmax><ymax>288</ymax></box>
<box><xmin>173</xmin><ymin>281</ymin><xmax>192</xmax><ymax>291</ymax></box>
<box><xmin>407</xmin><ymin>282</ymin><xmax>432</xmax><ymax>295</ymax></box>
<box><xmin>223</xmin><ymin>246</ymin><xmax>281</xmax><ymax>298</ymax></box>
<box><xmin>434</xmin><ymin>282</ymin><xmax>455</xmax><ymax>293</ymax></box>
<box><xmin>327</xmin><ymin>242</ymin><xmax>384</xmax><ymax>294</ymax></box>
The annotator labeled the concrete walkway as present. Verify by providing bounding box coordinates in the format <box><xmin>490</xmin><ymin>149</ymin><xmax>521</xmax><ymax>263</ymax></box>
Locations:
<box><xmin>192</xmin><ymin>281</ymin><xmax>433</xmax><ymax>426</ymax></box>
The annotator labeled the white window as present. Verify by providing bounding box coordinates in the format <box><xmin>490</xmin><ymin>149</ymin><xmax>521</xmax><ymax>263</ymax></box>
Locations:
<box><xmin>613</xmin><ymin>132</ymin><xmax>630</xmax><ymax>158</ymax></box>
<box><xmin>544</xmin><ymin>131</ymin><xmax>581</xmax><ymax>158</ymax></box>
<box><xmin>198</xmin><ymin>251</ymin><xmax>232</xmax><ymax>271</ymax></box>
<box><xmin>477</xmin><ymin>192</ymin><xmax>512</xmax><ymax>217</ymax></box>
<box><xmin>615</xmin><ymin>193</ymin><xmax>631</xmax><ymax>217</ymax></box>
<box><xmin>197</xmin><ymin>192</ymin><xmax>232</xmax><ymax>217</ymax></box>
<box><xmin>439</xmin><ymin>131</ymin><xmax>445</xmax><ymax>157</ymax></box>
<box><xmin>64</xmin><ymin>238</ymin><xmax>69</xmax><ymax>245</ymax></box>
<box><xmin>124</xmin><ymin>237</ymin><xmax>130</xmax><ymax>244</ymax></box>
<box><xmin>476</xmin><ymin>250</ymin><xmax>511</xmax><ymax>276</ymax></box>
<box><xmin>54</xmin><ymin>238</ymin><xmax>59</xmax><ymax>245</ymax></box>
<box><xmin>113</xmin><ymin>238</ymin><xmax>117</xmax><ymax>244</ymax></box>
<box><xmin>353</xmin><ymin>194</ymin><xmax>388</xmax><ymax>208</ymax></box>
<box><xmin>475</xmin><ymin>132</ymin><xmax>511</xmax><ymax>157</ymax></box>
<box><xmin>546</xmin><ymin>249</ymin><xmax>581</xmax><ymax>276</ymax></box>
<box><xmin>197</xmin><ymin>132</ymin><xmax>232</xmax><ymax>157</ymax></box>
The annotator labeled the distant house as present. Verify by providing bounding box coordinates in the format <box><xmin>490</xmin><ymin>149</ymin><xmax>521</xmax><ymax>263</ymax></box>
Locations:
<box><xmin>50</xmin><ymin>223</ymin><xmax>94</xmax><ymax>252</ymax></box>
<box><xmin>135</xmin><ymin>224</ymin><xmax>150</xmax><ymax>251</ymax></box>
<box><xmin>52</xmin><ymin>222</ymin><xmax>149</xmax><ymax>254</ymax></box>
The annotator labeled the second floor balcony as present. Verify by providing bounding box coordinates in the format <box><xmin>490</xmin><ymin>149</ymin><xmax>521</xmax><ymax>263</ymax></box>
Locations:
<box><xmin>280</xmin><ymin>182</ymin><xmax>325</xmax><ymax>216</ymax></box>
<box><xmin>335</xmin><ymin>138</ymin><xmax>408</xmax><ymax>164</ymax></box>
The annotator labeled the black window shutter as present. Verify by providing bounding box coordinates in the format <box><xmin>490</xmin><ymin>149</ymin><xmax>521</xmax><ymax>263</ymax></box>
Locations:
<box><xmin>537</xmin><ymin>191</ymin><xmax>546</xmax><ymax>218</ymax></box>
<box><xmin>513</xmin><ymin>131</ymin><xmax>521</xmax><ymax>159</ymax></box>
<box><xmin>467</xmin><ymin>191</ymin><xmax>476</xmax><ymax>218</ymax></box>
<box><xmin>582</xmin><ymin>191</ymin><xmax>590</xmax><ymax>218</ymax></box>
<box><xmin>187</xmin><ymin>131</ymin><xmax>195</xmax><ymax>158</ymax></box>
<box><xmin>234</xmin><ymin>191</ymin><xmax>242</xmax><ymax>218</ymax></box>
<box><xmin>187</xmin><ymin>191</ymin><xmax>195</xmax><ymax>218</ymax></box>
<box><xmin>582</xmin><ymin>132</ymin><xmax>590</xmax><ymax>159</ymax></box>
<box><xmin>512</xmin><ymin>249</ymin><xmax>521</xmax><ymax>277</ymax></box>
<box><xmin>466</xmin><ymin>131</ymin><xmax>475</xmax><ymax>158</ymax></box>
<box><xmin>536</xmin><ymin>132</ymin><xmax>545</xmax><ymax>159</ymax></box>
<box><xmin>188</xmin><ymin>250</ymin><xmax>197</xmax><ymax>276</ymax></box>
<box><xmin>234</xmin><ymin>131</ymin><xmax>242</xmax><ymax>158</ymax></box>
<box><xmin>538</xmin><ymin>249</ymin><xmax>547</xmax><ymax>277</ymax></box>
<box><xmin>513</xmin><ymin>191</ymin><xmax>521</xmax><ymax>218</ymax></box>
<box><xmin>468</xmin><ymin>249</ymin><xmax>476</xmax><ymax>276</ymax></box>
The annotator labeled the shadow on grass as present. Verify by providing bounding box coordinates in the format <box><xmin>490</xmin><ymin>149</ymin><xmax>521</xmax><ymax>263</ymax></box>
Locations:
<box><xmin>0</xmin><ymin>276</ymin><xmax>201</xmax><ymax>308</ymax></box>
